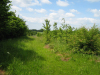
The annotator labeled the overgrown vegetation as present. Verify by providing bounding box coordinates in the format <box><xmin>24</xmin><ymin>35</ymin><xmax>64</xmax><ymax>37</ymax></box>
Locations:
<box><xmin>42</xmin><ymin>19</ymin><xmax>100</xmax><ymax>55</ymax></box>
<box><xmin>0</xmin><ymin>0</ymin><xmax>28</xmax><ymax>40</ymax></box>
<box><xmin>1</xmin><ymin>0</ymin><xmax>100</xmax><ymax>75</ymax></box>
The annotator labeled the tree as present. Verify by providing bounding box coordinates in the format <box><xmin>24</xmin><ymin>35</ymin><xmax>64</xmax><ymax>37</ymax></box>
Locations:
<box><xmin>0</xmin><ymin>0</ymin><xmax>12</xmax><ymax>39</ymax></box>
<box><xmin>8</xmin><ymin>13</ymin><xmax>28</xmax><ymax>38</ymax></box>
<box><xmin>43</xmin><ymin>19</ymin><xmax>51</xmax><ymax>44</ymax></box>
<box><xmin>0</xmin><ymin>1</ymin><xmax>28</xmax><ymax>40</ymax></box>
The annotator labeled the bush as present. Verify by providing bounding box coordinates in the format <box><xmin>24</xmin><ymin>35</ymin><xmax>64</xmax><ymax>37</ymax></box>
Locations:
<box><xmin>27</xmin><ymin>30</ymin><xmax>37</xmax><ymax>36</ymax></box>
<box><xmin>0</xmin><ymin>11</ymin><xmax>28</xmax><ymax>40</ymax></box>
<box><xmin>37</xmin><ymin>32</ymin><xmax>42</xmax><ymax>37</ymax></box>
<box><xmin>8</xmin><ymin>16</ymin><xmax>28</xmax><ymax>38</ymax></box>
<box><xmin>0</xmin><ymin>0</ymin><xmax>28</xmax><ymax>40</ymax></box>
<box><xmin>66</xmin><ymin>24</ymin><xmax>100</xmax><ymax>55</ymax></box>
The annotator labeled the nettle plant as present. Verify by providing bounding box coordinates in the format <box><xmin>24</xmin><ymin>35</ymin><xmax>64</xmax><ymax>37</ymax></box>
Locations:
<box><xmin>67</xmin><ymin>24</ymin><xmax>100</xmax><ymax>55</ymax></box>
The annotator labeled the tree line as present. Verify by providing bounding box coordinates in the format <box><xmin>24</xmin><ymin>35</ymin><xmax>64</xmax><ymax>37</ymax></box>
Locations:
<box><xmin>0</xmin><ymin>0</ymin><xmax>28</xmax><ymax>40</ymax></box>
<box><xmin>27</xmin><ymin>29</ymin><xmax>44</xmax><ymax>36</ymax></box>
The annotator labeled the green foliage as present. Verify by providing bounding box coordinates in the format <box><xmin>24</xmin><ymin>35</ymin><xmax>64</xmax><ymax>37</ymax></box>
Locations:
<box><xmin>0</xmin><ymin>0</ymin><xmax>28</xmax><ymax>40</ymax></box>
<box><xmin>42</xmin><ymin>18</ymin><xmax>100</xmax><ymax>55</ymax></box>
<box><xmin>27</xmin><ymin>29</ymin><xmax>44</xmax><ymax>36</ymax></box>
<box><xmin>7</xmin><ymin>13</ymin><xmax>28</xmax><ymax>38</ymax></box>
<box><xmin>43</xmin><ymin>19</ymin><xmax>51</xmax><ymax>44</ymax></box>
<box><xmin>53</xmin><ymin>22</ymin><xmax>58</xmax><ymax>30</ymax></box>
<box><xmin>57</xmin><ymin>27</ymin><xmax>63</xmax><ymax>42</ymax></box>
<box><xmin>56</xmin><ymin>18</ymin><xmax>74</xmax><ymax>43</ymax></box>
<box><xmin>0</xmin><ymin>0</ymin><xmax>12</xmax><ymax>39</ymax></box>
<box><xmin>27</xmin><ymin>30</ymin><xmax>37</xmax><ymax>36</ymax></box>
<box><xmin>43</xmin><ymin>19</ymin><xmax>51</xmax><ymax>33</ymax></box>
<box><xmin>66</xmin><ymin>24</ymin><xmax>100</xmax><ymax>54</ymax></box>
<box><xmin>1</xmin><ymin>35</ymin><xmax>100</xmax><ymax>75</ymax></box>
<box><xmin>44</xmin><ymin>18</ymin><xmax>100</xmax><ymax>55</ymax></box>
<box><xmin>37</xmin><ymin>32</ymin><xmax>42</xmax><ymax>37</ymax></box>
<box><xmin>39</xmin><ymin>28</ymin><xmax>44</xmax><ymax>32</ymax></box>
<box><xmin>52</xmin><ymin>22</ymin><xmax>58</xmax><ymax>39</ymax></box>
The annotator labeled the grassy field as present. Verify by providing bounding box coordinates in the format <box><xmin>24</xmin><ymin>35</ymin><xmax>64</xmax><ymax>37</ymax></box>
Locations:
<box><xmin>0</xmin><ymin>36</ymin><xmax>100</xmax><ymax>75</ymax></box>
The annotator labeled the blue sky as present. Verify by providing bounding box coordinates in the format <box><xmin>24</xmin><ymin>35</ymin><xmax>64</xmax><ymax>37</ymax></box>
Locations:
<box><xmin>9</xmin><ymin>0</ymin><xmax>100</xmax><ymax>30</ymax></box>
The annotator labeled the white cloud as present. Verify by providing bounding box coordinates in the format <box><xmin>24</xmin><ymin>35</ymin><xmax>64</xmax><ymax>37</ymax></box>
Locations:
<box><xmin>70</xmin><ymin>9</ymin><xmax>80</xmax><ymax>14</ymax></box>
<box><xmin>86</xmin><ymin>0</ymin><xmax>100</xmax><ymax>2</ymax></box>
<box><xmin>10</xmin><ymin>0</ymin><xmax>41</xmax><ymax>7</ymax></box>
<box><xmin>77</xmin><ymin>18</ymin><xmax>95</xmax><ymax>23</ymax></box>
<box><xmin>90</xmin><ymin>9</ymin><xmax>100</xmax><ymax>17</ymax></box>
<box><xmin>65</xmin><ymin>13</ymin><xmax>75</xmax><ymax>17</ymax></box>
<box><xmin>56</xmin><ymin>0</ymin><xmax>69</xmax><ymax>7</ymax></box>
<box><xmin>34</xmin><ymin>8</ymin><xmax>47</xmax><ymax>13</ymax></box>
<box><xmin>9</xmin><ymin>5</ymin><xmax>22</xmax><ymax>17</ymax></box>
<box><xmin>45</xmin><ymin>9</ymin><xmax>75</xmax><ymax>25</ymax></box>
<box><xmin>40</xmin><ymin>0</ymin><xmax>52</xmax><ymax>4</ymax></box>
<box><xmin>26</xmin><ymin>8</ymin><xmax>34</xmax><ymax>12</ymax></box>
<box><xmin>64</xmin><ymin>17</ymin><xmax>100</xmax><ymax>29</ymax></box>
<box><xmin>20</xmin><ymin>14</ymin><xmax>44</xmax><ymax>23</ymax></box>
<box><xmin>49</xmin><ymin>13</ymin><xmax>58</xmax><ymax>19</ymax></box>
<box><xmin>58</xmin><ymin>9</ymin><xmax>65</xmax><ymax>14</ymax></box>
<box><xmin>26</xmin><ymin>8</ymin><xmax>47</xmax><ymax>13</ymax></box>
<box><xmin>10</xmin><ymin>5</ymin><xmax>22</xmax><ymax>11</ymax></box>
<box><xmin>47</xmin><ymin>9</ymin><xmax>75</xmax><ymax>23</ymax></box>
<box><xmin>77</xmin><ymin>18</ymin><xmax>100</xmax><ymax>28</ymax></box>
<box><xmin>50</xmin><ymin>10</ymin><xmax>56</xmax><ymax>12</ymax></box>
<box><xmin>20</xmin><ymin>12</ymin><xmax>100</xmax><ymax>30</ymax></box>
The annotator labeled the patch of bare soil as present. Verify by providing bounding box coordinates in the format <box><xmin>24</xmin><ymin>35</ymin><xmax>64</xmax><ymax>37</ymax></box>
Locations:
<box><xmin>57</xmin><ymin>54</ymin><xmax>63</xmax><ymax>57</ymax></box>
<box><xmin>56</xmin><ymin>52</ymin><xmax>71</xmax><ymax>61</ymax></box>
<box><xmin>61</xmin><ymin>57</ymin><xmax>71</xmax><ymax>61</ymax></box>
<box><xmin>0</xmin><ymin>70</ymin><xmax>6</xmax><ymax>75</ymax></box>
<box><xmin>44</xmin><ymin>44</ymin><xmax>71</xmax><ymax>62</ymax></box>
<box><xmin>57</xmin><ymin>53</ymin><xmax>71</xmax><ymax>61</ymax></box>
<box><xmin>44</xmin><ymin>44</ymin><xmax>54</xmax><ymax>49</ymax></box>
<box><xmin>44</xmin><ymin>44</ymin><xmax>50</xmax><ymax>49</ymax></box>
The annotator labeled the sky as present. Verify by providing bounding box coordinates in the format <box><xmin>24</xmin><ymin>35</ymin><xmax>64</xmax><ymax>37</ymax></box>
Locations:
<box><xmin>9</xmin><ymin>0</ymin><xmax>100</xmax><ymax>30</ymax></box>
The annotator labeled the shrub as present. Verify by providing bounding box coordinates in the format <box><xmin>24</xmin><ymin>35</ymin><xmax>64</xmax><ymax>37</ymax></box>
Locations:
<box><xmin>7</xmin><ymin>15</ymin><xmax>28</xmax><ymax>38</ymax></box>
<box><xmin>0</xmin><ymin>10</ymin><xmax>28</xmax><ymax>40</ymax></box>
<box><xmin>27</xmin><ymin>30</ymin><xmax>37</xmax><ymax>36</ymax></box>
<box><xmin>66</xmin><ymin>24</ymin><xmax>100</xmax><ymax>55</ymax></box>
<box><xmin>37</xmin><ymin>32</ymin><xmax>42</xmax><ymax>37</ymax></box>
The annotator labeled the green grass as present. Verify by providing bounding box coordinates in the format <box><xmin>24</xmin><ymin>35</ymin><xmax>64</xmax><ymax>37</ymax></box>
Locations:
<box><xmin>0</xmin><ymin>36</ymin><xmax>100</xmax><ymax>75</ymax></box>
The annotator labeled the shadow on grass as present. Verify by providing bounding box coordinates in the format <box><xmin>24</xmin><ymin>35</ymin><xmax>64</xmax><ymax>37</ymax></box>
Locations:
<box><xmin>0</xmin><ymin>36</ymin><xmax>45</xmax><ymax>69</ymax></box>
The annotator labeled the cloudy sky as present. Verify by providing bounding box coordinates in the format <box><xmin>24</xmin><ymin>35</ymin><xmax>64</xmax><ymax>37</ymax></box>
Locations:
<box><xmin>9</xmin><ymin>0</ymin><xmax>100</xmax><ymax>30</ymax></box>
